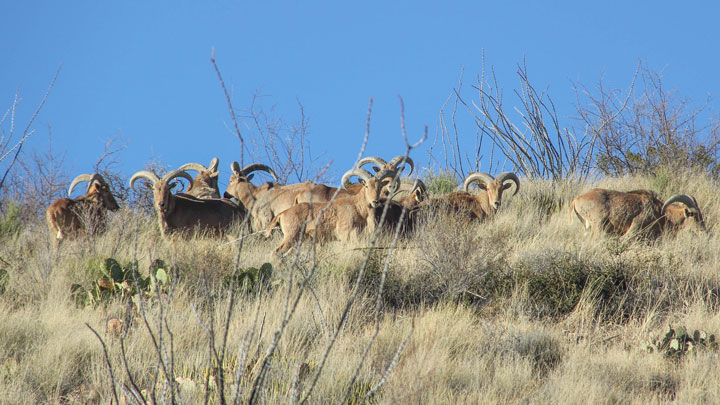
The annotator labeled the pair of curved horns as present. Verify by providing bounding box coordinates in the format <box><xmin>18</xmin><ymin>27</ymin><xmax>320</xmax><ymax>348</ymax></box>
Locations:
<box><xmin>357</xmin><ymin>155</ymin><xmax>414</xmax><ymax>175</ymax></box>
<box><xmin>341</xmin><ymin>168</ymin><xmax>374</xmax><ymax>188</ymax></box>
<box><xmin>129</xmin><ymin>169</ymin><xmax>194</xmax><ymax>192</ymax></box>
<box><xmin>230</xmin><ymin>161</ymin><xmax>279</xmax><ymax>182</ymax></box>
<box><xmin>178</xmin><ymin>157</ymin><xmax>220</xmax><ymax>174</ymax></box>
<box><xmin>68</xmin><ymin>173</ymin><xmax>108</xmax><ymax>196</ymax></box>
<box><xmin>340</xmin><ymin>168</ymin><xmax>398</xmax><ymax>189</ymax></box>
<box><xmin>464</xmin><ymin>172</ymin><xmax>520</xmax><ymax>195</ymax></box>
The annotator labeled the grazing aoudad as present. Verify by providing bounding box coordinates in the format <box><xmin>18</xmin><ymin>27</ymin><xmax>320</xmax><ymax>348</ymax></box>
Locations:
<box><xmin>570</xmin><ymin>188</ymin><xmax>704</xmax><ymax>237</ymax></box>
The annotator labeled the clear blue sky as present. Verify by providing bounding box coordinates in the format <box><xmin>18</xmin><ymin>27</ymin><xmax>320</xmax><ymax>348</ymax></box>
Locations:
<box><xmin>2</xmin><ymin>1</ymin><xmax>719</xmax><ymax>190</ymax></box>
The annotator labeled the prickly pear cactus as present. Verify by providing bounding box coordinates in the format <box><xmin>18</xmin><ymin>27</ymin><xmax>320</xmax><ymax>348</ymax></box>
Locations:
<box><xmin>71</xmin><ymin>257</ymin><xmax>174</xmax><ymax>308</ymax></box>
<box><xmin>224</xmin><ymin>263</ymin><xmax>274</xmax><ymax>293</ymax></box>
<box><xmin>647</xmin><ymin>326</ymin><xmax>718</xmax><ymax>359</ymax></box>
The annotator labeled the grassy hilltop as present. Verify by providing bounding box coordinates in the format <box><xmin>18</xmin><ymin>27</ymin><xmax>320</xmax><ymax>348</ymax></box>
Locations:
<box><xmin>1</xmin><ymin>169</ymin><xmax>719</xmax><ymax>404</ymax></box>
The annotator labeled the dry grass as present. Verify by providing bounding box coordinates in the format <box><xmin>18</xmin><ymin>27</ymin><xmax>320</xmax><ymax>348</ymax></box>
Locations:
<box><xmin>1</xmin><ymin>171</ymin><xmax>720</xmax><ymax>403</ymax></box>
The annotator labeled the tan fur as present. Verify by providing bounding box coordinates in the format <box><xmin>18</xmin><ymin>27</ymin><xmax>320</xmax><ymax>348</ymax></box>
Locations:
<box><xmin>570</xmin><ymin>188</ymin><xmax>705</xmax><ymax>237</ymax></box>
<box><xmin>185</xmin><ymin>171</ymin><xmax>220</xmax><ymax>199</ymax></box>
<box><xmin>415</xmin><ymin>172</ymin><xmax>519</xmax><ymax>221</ymax></box>
<box><xmin>180</xmin><ymin>159</ymin><xmax>221</xmax><ymax>199</ymax></box>
<box><xmin>267</xmin><ymin>175</ymin><xmax>390</xmax><ymax>255</ymax></box>
<box><xmin>46</xmin><ymin>175</ymin><xmax>119</xmax><ymax>245</ymax></box>
<box><xmin>225</xmin><ymin>178</ymin><xmax>318</xmax><ymax>232</ymax></box>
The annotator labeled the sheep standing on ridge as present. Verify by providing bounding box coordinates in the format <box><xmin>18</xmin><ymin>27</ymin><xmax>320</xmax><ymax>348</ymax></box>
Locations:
<box><xmin>130</xmin><ymin>169</ymin><xmax>244</xmax><ymax>237</ymax></box>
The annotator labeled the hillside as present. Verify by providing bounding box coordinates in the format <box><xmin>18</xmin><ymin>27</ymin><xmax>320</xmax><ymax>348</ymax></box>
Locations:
<box><xmin>1</xmin><ymin>170</ymin><xmax>718</xmax><ymax>404</ymax></box>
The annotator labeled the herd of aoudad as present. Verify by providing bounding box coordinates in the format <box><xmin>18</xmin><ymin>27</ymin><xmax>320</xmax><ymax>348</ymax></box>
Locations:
<box><xmin>45</xmin><ymin>154</ymin><xmax>705</xmax><ymax>253</ymax></box>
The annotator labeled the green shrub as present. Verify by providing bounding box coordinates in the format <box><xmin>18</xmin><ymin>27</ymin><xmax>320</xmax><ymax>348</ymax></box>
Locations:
<box><xmin>423</xmin><ymin>171</ymin><xmax>458</xmax><ymax>195</ymax></box>
<box><xmin>0</xmin><ymin>201</ymin><xmax>22</xmax><ymax>238</ymax></box>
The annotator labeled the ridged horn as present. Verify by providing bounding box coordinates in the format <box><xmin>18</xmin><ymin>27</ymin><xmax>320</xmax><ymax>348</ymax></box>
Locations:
<box><xmin>162</xmin><ymin>169</ymin><xmax>194</xmax><ymax>185</ymax></box>
<box><xmin>178</xmin><ymin>162</ymin><xmax>210</xmax><ymax>173</ymax></box>
<box><xmin>411</xmin><ymin>178</ymin><xmax>427</xmax><ymax>198</ymax></box>
<box><xmin>463</xmin><ymin>172</ymin><xmax>495</xmax><ymax>192</ymax></box>
<box><xmin>341</xmin><ymin>168</ymin><xmax>374</xmax><ymax>188</ymax></box>
<box><xmin>178</xmin><ymin>157</ymin><xmax>220</xmax><ymax>174</ymax></box>
<box><xmin>232</xmin><ymin>162</ymin><xmax>279</xmax><ymax>181</ymax></box>
<box><xmin>357</xmin><ymin>156</ymin><xmax>388</xmax><ymax>170</ymax></box>
<box><xmin>392</xmin><ymin>178</ymin><xmax>427</xmax><ymax>200</ymax></box>
<box><xmin>68</xmin><ymin>173</ymin><xmax>103</xmax><ymax>196</ymax></box>
<box><xmin>662</xmin><ymin>194</ymin><xmax>699</xmax><ymax>213</ymax></box>
<box><xmin>130</xmin><ymin>171</ymin><xmax>160</xmax><ymax>192</ymax></box>
<box><xmin>496</xmin><ymin>172</ymin><xmax>520</xmax><ymax>196</ymax></box>
<box><xmin>388</xmin><ymin>155</ymin><xmax>414</xmax><ymax>175</ymax></box>
<box><xmin>208</xmin><ymin>157</ymin><xmax>219</xmax><ymax>172</ymax></box>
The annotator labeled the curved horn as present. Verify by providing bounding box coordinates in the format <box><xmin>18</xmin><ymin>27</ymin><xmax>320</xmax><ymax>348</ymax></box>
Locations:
<box><xmin>496</xmin><ymin>172</ymin><xmax>520</xmax><ymax>196</ymax></box>
<box><xmin>178</xmin><ymin>158</ymin><xmax>220</xmax><ymax>174</ymax></box>
<box><xmin>238</xmin><ymin>163</ymin><xmax>279</xmax><ymax>182</ymax></box>
<box><xmin>230</xmin><ymin>161</ymin><xmax>242</xmax><ymax>177</ymax></box>
<box><xmin>463</xmin><ymin>172</ymin><xmax>495</xmax><ymax>192</ymax></box>
<box><xmin>341</xmin><ymin>168</ymin><xmax>374</xmax><ymax>188</ymax></box>
<box><xmin>411</xmin><ymin>179</ymin><xmax>427</xmax><ymax>198</ymax></box>
<box><xmin>662</xmin><ymin>194</ymin><xmax>699</xmax><ymax>213</ymax></box>
<box><xmin>388</xmin><ymin>155</ymin><xmax>414</xmax><ymax>176</ymax></box>
<box><xmin>162</xmin><ymin>169</ymin><xmax>194</xmax><ymax>184</ymax></box>
<box><xmin>68</xmin><ymin>173</ymin><xmax>94</xmax><ymax>196</ymax></box>
<box><xmin>130</xmin><ymin>171</ymin><xmax>160</xmax><ymax>192</ymax></box>
<box><xmin>208</xmin><ymin>157</ymin><xmax>219</xmax><ymax>172</ymax></box>
<box><xmin>357</xmin><ymin>156</ymin><xmax>388</xmax><ymax>170</ymax></box>
<box><xmin>177</xmin><ymin>162</ymin><xmax>209</xmax><ymax>173</ymax></box>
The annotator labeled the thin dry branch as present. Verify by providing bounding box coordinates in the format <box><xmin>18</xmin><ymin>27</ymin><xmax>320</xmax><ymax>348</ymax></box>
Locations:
<box><xmin>0</xmin><ymin>64</ymin><xmax>62</xmax><ymax>193</ymax></box>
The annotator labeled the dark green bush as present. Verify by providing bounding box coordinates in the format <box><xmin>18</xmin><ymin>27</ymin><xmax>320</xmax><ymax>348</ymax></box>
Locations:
<box><xmin>649</xmin><ymin>326</ymin><xmax>719</xmax><ymax>359</ymax></box>
<box><xmin>224</xmin><ymin>262</ymin><xmax>274</xmax><ymax>294</ymax></box>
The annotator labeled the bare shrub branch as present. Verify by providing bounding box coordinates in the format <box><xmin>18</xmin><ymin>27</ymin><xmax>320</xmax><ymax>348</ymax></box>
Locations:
<box><xmin>461</xmin><ymin>57</ymin><xmax>601</xmax><ymax>180</ymax></box>
<box><xmin>0</xmin><ymin>64</ymin><xmax>62</xmax><ymax>194</ymax></box>
<box><xmin>86</xmin><ymin>323</ymin><xmax>120</xmax><ymax>405</ymax></box>
<box><xmin>575</xmin><ymin>63</ymin><xmax>720</xmax><ymax>177</ymax></box>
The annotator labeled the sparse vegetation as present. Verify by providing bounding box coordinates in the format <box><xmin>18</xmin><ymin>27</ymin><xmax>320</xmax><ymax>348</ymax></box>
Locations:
<box><xmin>2</xmin><ymin>169</ymin><xmax>719</xmax><ymax>403</ymax></box>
